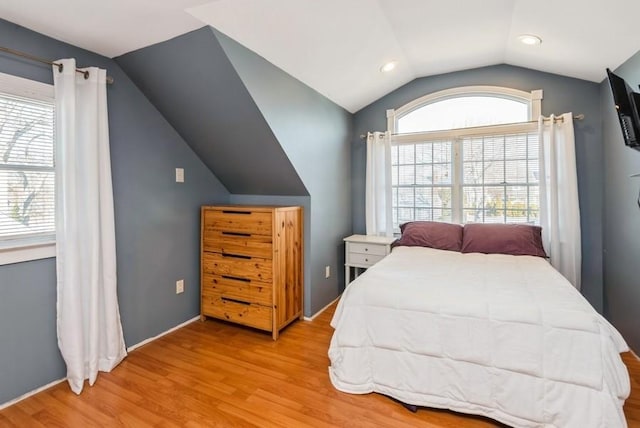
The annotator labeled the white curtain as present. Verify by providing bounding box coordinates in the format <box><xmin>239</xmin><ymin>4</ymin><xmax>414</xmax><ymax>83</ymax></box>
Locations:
<box><xmin>365</xmin><ymin>131</ymin><xmax>393</xmax><ymax>236</ymax></box>
<box><xmin>538</xmin><ymin>113</ymin><xmax>582</xmax><ymax>289</ymax></box>
<box><xmin>54</xmin><ymin>58</ymin><xmax>126</xmax><ymax>394</ymax></box>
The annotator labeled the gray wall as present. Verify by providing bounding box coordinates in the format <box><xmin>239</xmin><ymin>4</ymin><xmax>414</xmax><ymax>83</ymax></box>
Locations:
<box><xmin>352</xmin><ymin>64</ymin><xmax>604</xmax><ymax>312</ymax></box>
<box><xmin>602</xmin><ymin>52</ymin><xmax>640</xmax><ymax>352</ymax></box>
<box><xmin>217</xmin><ymin>30</ymin><xmax>352</xmax><ymax>315</ymax></box>
<box><xmin>116</xmin><ymin>26</ymin><xmax>352</xmax><ymax>316</ymax></box>
<box><xmin>115</xmin><ymin>27</ymin><xmax>307</xmax><ymax>196</ymax></box>
<box><xmin>0</xmin><ymin>19</ymin><xmax>229</xmax><ymax>404</ymax></box>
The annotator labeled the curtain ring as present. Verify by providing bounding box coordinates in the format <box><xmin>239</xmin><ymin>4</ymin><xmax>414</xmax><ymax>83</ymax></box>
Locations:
<box><xmin>57</xmin><ymin>63</ymin><xmax>63</xmax><ymax>73</ymax></box>
<box><xmin>83</xmin><ymin>70</ymin><xmax>89</xmax><ymax>80</ymax></box>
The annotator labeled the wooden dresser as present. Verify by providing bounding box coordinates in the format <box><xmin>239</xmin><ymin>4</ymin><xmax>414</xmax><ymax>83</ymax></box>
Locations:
<box><xmin>200</xmin><ymin>205</ymin><xmax>303</xmax><ymax>340</ymax></box>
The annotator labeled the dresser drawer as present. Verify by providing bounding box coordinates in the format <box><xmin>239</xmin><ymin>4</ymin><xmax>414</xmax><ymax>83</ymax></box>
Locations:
<box><xmin>348</xmin><ymin>242</ymin><xmax>388</xmax><ymax>256</ymax></box>
<box><xmin>202</xmin><ymin>274</ymin><xmax>272</xmax><ymax>306</ymax></box>
<box><xmin>202</xmin><ymin>229</ymin><xmax>273</xmax><ymax>259</ymax></box>
<box><xmin>205</xmin><ymin>209</ymin><xmax>272</xmax><ymax>236</ymax></box>
<box><xmin>347</xmin><ymin>252</ymin><xmax>385</xmax><ymax>267</ymax></box>
<box><xmin>202</xmin><ymin>294</ymin><xmax>272</xmax><ymax>331</ymax></box>
<box><xmin>203</xmin><ymin>253</ymin><xmax>272</xmax><ymax>283</ymax></box>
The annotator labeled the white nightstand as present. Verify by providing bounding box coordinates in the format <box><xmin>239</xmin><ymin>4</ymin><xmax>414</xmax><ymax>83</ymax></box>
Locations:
<box><xmin>344</xmin><ymin>234</ymin><xmax>396</xmax><ymax>284</ymax></box>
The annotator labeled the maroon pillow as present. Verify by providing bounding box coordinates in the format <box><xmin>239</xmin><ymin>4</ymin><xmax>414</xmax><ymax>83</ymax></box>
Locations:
<box><xmin>461</xmin><ymin>223</ymin><xmax>547</xmax><ymax>257</ymax></box>
<box><xmin>393</xmin><ymin>221</ymin><xmax>463</xmax><ymax>252</ymax></box>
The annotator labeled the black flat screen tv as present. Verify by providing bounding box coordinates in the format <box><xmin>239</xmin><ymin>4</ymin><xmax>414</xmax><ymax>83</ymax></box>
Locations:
<box><xmin>607</xmin><ymin>68</ymin><xmax>640</xmax><ymax>149</ymax></box>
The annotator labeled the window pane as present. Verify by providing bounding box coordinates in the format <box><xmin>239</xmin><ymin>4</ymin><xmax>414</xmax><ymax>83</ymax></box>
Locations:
<box><xmin>415</xmin><ymin>187</ymin><xmax>432</xmax><ymax>207</ymax></box>
<box><xmin>527</xmin><ymin>135</ymin><xmax>539</xmax><ymax>159</ymax></box>
<box><xmin>397</xmin><ymin>96</ymin><xmax>528</xmax><ymax>133</ymax></box>
<box><xmin>463</xmin><ymin>138</ymin><xmax>483</xmax><ymax>162</ymax></box>
<box><xmin>463</xmin><ymin>186</ymin><xmax>484</xmax><ymax>209</ymax></box>
<box><xmin>504</xmin><ymin>134</ymin><xmax>527</xmax><ymax>159</ymax></box>
<box><xmin>434</xmin><ymin>188</ymin><xmax>452</xmax><ymax>209</ymax></box>
<box><xmin>415</xmin><ymin>143</ymin><xmax>432</xmax><ymax>163</ymax></box>
<box><xmin>434</xmin><ymin>208</ymin><xmax>452</xmax><ymax>222</ymax></box>
<box><xmin>529</xmin><ymin>186</ymin><xmax>540</xmax><ymax>211</ymax></box>
<box><xmin>484</xmin><ymin>186</ymin><xmax>505</xmax><ymax>206</ymax></box>
<box><xmin>415</xmin><ymin>164</ymin><xmax>432</xmax><ymax>185</ymax></box>
<box><xmin>433</xmin><ymin>164</ymin><xmax>451</xmax><ymax>184</ymax></box>
<box><xmin>484</xmin><ymin>211</ymin><xmax>505</xmax><ymax>223</ymax></box>
<box><xmin>506</xmin><ymin>186</ymin><xmax>528</xmax><ymax>222</ymax></box>
<box><xmin>433</xmin><ymin>142</ymin><xmax>451</xmax><ymax>163</ymax></box>
<box><xmin>528</xmin><ymin>160</ymin><xmax>539</xmax><ymax>183</ymax></box>
<box><xmin>463</xmin><ymin>162</ymin><xmax>483</xmax><ymax>184</ymax></box>
<box><xmin>398</xmin><ymin>187</ymin><xmax>414</xmax><ymax>207</ymax></box>
<box><xmin>398</xmin><ymin>145</ymin><xmax>414</xmax><ymax>164</ymax></box>
<box><xmin>0</xmin><ymin>93</ymin><xmax>55</xmax><ymax>242</ymax></box>
<box><xmin>505</xmin><ymin>160</ymin><xmax>528</xmax><ymax>183</ymax></box>
<box><xmin>463</xmin><ymin>209</ymin><xmax>483</xmax><ymax>223</ymax></box>
<box><xmin>398</xmin><ymin>207</ymin><xmax>414</xmax><ymax>225</ymax></box>
<box><xmin>484</xmin><ymin>137</ymin><xmax>504</xmax><ymax>160</ymax></box>
<box><xmin>398</xmin><ymin>165</ymin><xmax>414</xmax><ymax>185</ymax></box>
<box><xmin>484</xmin><ymin>161</ymin><xmax>505</xmax><ymax>184</ymax></box>
<box><xmin>391</xmin><ymin>140</ymin><xmax>454</xmax><ymax>230</ymax></box>
<box><xmin>415</xmin><ymin>208</ymin><xmax>431</xmax><ymax>221</ymax></box>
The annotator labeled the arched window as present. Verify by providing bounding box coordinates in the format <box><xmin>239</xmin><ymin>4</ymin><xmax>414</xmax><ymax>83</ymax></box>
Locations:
<box><xmin>386</xmin><ymin>86</ymin><xmax>542</xmax><ymax>229</ymax></box>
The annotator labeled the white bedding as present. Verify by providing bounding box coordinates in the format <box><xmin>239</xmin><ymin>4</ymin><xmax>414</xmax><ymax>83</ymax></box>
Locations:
<box><xmin>329</xmin><ymin>246</ymin><xmax>630</xmax><ymax>428</ymax></box>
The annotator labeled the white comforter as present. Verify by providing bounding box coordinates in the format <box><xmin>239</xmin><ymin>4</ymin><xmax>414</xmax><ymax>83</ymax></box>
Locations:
<box><xmin>329</xmin><ymin>247</ymin><xmax>630</xmax><ymax>428</ymax></box>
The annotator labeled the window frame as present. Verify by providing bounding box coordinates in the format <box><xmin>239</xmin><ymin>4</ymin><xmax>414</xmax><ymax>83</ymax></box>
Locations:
<box><xmin>386</xmin><ymin>86</ymin><xmax>543</xmax><ymax>230</ymax></box>
<box><xmin>0</xmin><ymin>72</ymin><xmax>56</xmax><ymax>266</ymax></box>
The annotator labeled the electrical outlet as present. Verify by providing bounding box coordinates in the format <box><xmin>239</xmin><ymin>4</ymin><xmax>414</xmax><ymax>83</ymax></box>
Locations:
<box><xmin>325</xmin><ymin>265</ymin><xmax>330</xmax><ymax>279</ymax></box>
<box><xmin>175</xmin><ymin>168</ymin><xmax>184</xmax><ymax>183</ymax></box>
<box><xmin>176</xmin><ymin>279</ymin><xmax>184</xmax><ymax>294</ymax></box>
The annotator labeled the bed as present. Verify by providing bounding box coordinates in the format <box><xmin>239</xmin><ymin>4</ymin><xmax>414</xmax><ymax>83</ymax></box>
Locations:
<box><xmin>328</xmin><ymin>245</ymin><xmax>630</xmax><ymax>427</ymax></box>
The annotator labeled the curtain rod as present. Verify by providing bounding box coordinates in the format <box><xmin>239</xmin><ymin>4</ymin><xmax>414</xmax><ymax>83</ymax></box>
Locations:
<box><xmin>0</xmin><ymin>46</ymin><xmax>114</xmax><ymax>85</ymax></box>
<box><xmin>359</xmin><ymin>113</ymin><xmax>585</xmax><ymax>139</ymax></box>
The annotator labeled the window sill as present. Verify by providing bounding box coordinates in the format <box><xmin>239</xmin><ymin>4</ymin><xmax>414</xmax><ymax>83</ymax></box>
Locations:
<box><xmin>0</xmin><ymin>239</ymin><xmax>56</xmax><ymax>266</ymax></box>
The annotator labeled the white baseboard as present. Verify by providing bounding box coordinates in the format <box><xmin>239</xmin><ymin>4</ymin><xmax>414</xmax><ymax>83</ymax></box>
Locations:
<box><xmin>631</xmin><ymin>349</ymin><xmax>640</xmax><ymax>361</ymax></box>
<box><xmin>0</xmin><ymin>378</ymin><xmax>65</xmax><ymax>411</ymax></box>
<box><xmin>127</xmin><ymin>315</ymin><xmax>200</xmax><ymax>352</ymax></box>
<box><xmin>0</xmin><ymin>315</ymin><xmax>202</xmax><ymax>411</ymax></box>
<box><xmin>303</xmin><ymin>295</ymin><xmax>341</xmax><ymax>322</ymax></box>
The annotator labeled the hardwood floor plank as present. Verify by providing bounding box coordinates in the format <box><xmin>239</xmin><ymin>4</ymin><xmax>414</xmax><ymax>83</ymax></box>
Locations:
<box><xmin>0</xmin><ymin>302</ymin><xmax>637</xmax><ymax>427</ymax></box>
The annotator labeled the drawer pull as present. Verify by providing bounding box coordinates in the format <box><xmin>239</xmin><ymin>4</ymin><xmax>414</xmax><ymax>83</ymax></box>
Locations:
<box><xmin>221</xmin><ymin>275</ymin><xmax>251</xmax><ymax>283</ymax></box>
<box><xmin>221</xmin><ymin>231</ymin><xmax>251</xmax><ymax>237</ymax></box>
<box><xmin>365</xmin><ymin>248</ymin><xmax>368</xmax><ymax>252</ymax></box>
<box><xmin>221</xmin><ymin>297</ymin><xmax>251</xmax><ymax>305</ymax></box>
<box><xmin>222</xmin><ymin>210</ymin><xmax>251</xmax><ymax>215</ymax></box>
<box><xmin>222</xmin><ymin>253</ymin><xmax>251</xmax><ymax>260</ymax></box>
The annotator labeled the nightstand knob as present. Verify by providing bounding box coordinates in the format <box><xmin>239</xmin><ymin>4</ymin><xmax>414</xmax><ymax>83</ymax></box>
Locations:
<box><xmin>365</xmin><ymin>258</ymin><xmax>369</xmax><ymax>262</ymax></box>
<box><xmin>365</xmin><ymin>248</ymin><xmax>368</xmax><ymax>252</ymax></box>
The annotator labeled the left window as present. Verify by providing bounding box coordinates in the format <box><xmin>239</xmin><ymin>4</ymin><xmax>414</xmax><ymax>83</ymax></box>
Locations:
<box><xmin>0</xmin><ymin>72</ymin><xmax>55</xmax><ymax>265</ymax></box>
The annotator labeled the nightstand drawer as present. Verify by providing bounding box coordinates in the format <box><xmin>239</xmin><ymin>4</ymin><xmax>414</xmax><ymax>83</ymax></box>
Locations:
<box><xmin>348</xmin><ymin>242</ymin><xmax>388</xmax><ymax>256</ymax></box>
<box><xmin>348</xmin><ymin>252</ymin><xmax>385</xmax><ymax>267</ymax></box>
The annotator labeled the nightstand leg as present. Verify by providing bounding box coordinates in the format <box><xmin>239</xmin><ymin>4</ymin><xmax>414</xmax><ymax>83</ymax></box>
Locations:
<box><xmin>345</xmin><ymin>265</ymin><xmax>350</xmax><ymax>285</ymax></box>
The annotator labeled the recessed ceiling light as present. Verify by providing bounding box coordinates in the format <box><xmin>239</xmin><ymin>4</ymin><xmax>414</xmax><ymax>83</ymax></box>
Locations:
<box><xmin>380</xmin><ymin>61</ymin><xmax>398</xmax><ymax>73</ymax></box>
<box><xmin>518</xmin><ymin>34</ymin><xmax>542</xmax><ymax>46</ymax></box>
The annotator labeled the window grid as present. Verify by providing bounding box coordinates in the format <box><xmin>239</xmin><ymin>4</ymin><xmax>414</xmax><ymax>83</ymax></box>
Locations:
<box><xmin>0</xmin><ymin>91</ymin><xmax>55</xmax><ymax>243</ymax></box>
<box><xmin>460</xmin><ymin>132</ymin><xmax>538</xmax><ymax>225</ymax></box>
<box><xmin>391</xmin><ymin>141</ymin><xmax>454</xmax><ymax>228</ymax></box>
<box><xmin>392</xmin><ymin>132</ymin><xmax>539</xmax><ymax>230</ymax></box>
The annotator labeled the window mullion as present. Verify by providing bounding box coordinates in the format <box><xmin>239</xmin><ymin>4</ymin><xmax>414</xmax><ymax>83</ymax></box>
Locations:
<box><xmin>452</xmin><ymin>138</ymin><xmax>462</xmax><ymax>224</ymax></box>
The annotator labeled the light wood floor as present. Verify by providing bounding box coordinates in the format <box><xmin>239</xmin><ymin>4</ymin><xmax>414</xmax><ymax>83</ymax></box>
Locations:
<box><xmin>1</xmin><ymin>304</ymin><xmax>639</xmax><ymax>427</ymax></box>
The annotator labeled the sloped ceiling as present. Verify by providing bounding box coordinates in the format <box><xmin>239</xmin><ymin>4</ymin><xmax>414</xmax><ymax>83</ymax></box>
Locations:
<box><xmin>187</xmin><ymin>0</ymin><xmax>640</xmax><ymax>112</ymax></box>
<box><xmin>2</xmin><ymin>1</ymin><xmax>640</xmax><ymax>113</ymax></box>
<box><xmin>115</xmin><ymin>27</ymin><xmax>307</xmax><ymax>196</ymax></box>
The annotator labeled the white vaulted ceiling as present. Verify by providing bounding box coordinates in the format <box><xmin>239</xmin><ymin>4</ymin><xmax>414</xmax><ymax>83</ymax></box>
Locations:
<box><xmin>2</xmin><ymin>0</ymin><xmax>640</xmax><ymax>112</ymax></box>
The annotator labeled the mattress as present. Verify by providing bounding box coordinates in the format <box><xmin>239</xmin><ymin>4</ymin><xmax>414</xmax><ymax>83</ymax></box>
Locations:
<box><xmin>328</xmin><ymin>246</ymin><xmax>630</xmax><ymax>427</ymax></box>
